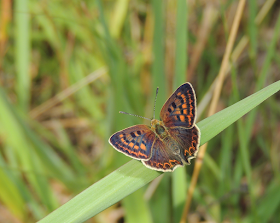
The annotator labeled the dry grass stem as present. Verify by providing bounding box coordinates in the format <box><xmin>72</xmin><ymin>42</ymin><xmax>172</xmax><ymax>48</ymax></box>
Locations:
<box><xmin>30</xmin><ymin>67</ymin><xmax>107</xmax><ymax>119</ymax></box>
<box><xmin>180</xmin><ymin>0</ymin><xmax>246</xmax><ymax>221</ymax></box>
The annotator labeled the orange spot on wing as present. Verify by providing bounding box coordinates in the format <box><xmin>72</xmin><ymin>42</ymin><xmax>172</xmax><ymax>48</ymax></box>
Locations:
<box><xmin>163</xmin><ymin>163</ymin><xmax>171</xmax><ymax>169</ymax></box>
<box><xmin>184</xmin><ymin>133</ymin><xmax>198</xmax><ymax>156</ymax></box>
<box><xmin>180</xmin><ymin>115</ymin><xmax>186</xmax><ymax>122</ymax></box>
<box><xmin>115</xmin><ymin>142</ymin><xmax>148</xmax><ymax>159</ymax></box>
<box><xmin>120</xmin><ymin>138</ymin><xmax>127</xmax><ymax>144</ymax></box>
<box><xmin>140</xmin><ymin>144</ymin><xmax>146</xmax><ymax>151</ymax></box>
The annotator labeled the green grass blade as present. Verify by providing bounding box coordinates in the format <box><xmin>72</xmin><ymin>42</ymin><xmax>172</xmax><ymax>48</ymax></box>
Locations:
<box><xmin>39</xmin><ymin>81</ymin><xmax>280</xmax><ymax>223</ymax></box>
<box><xmin>0</xmin><ymin>164</ymin><xmax>26</xmax><ymax>220</ymax></box>
<box><xmin>198</xmin><ymin>81</ymin><xmax>280</xmax><ymax>144</ymax></box>
<box><xmin>172</xmin><ymin>167</ymin><xmax>187</xmax><ymax>223</ymax></box>
<box><xmin>15</xmin><ymin>0</ymin><xmax>30</xmax><ymax>111</ymax></box>
<box><xmin>152</xmin><ymin>0</ymin><xmax>166</xmax><ymax>115</ymax></box>
<box><xmin>150</xmin><ymin>174</ymin><xmax>171</xmax><ymax>223</ymax></box>
<box><xmin>248</xmin><ymin>0</ymin><xmax>257</xmax><ymax>60</ymax></box>
<box><xmin>173</xmin><ymin>0</ymin><xmax>187</xmax><ymax>89</ymax></box>
<box><xmin>0</xmin><ymin>89</ymin><xmax>79</xmax><ymax>190</ymax></box>
<box><xmin>123</xmin><ymin>188</ymin><xmax>153</xmax><ymax>223</ymax></box>
<box><xmin>172</xmin><ymin>1</ymin><xmax>188</xmax><ymax>221</ymax></box>
<box><xmin>39</xmin><ymin>160</ymin><xmax>160</xmax><ymax>223</ymax></box>
<box><xmin>257</xmin><ymin>180</ymin><xmax>280</xmax><ymax>222</ymax></box>
<box><xmin>110</xmin><ymin>0</ymin><xmax>129</xmax><ymax>39</ymax></box>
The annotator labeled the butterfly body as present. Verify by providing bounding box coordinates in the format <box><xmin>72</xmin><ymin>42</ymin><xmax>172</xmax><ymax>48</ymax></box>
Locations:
<box><xmin>151</xmin><ymin>119</ymin><xmax>168</xmax><ymax>139</ymax></box>
<box><xmin>109</xmin><ymin>83</ymin><xmax>200</xmax><ymax>172</ymax></box>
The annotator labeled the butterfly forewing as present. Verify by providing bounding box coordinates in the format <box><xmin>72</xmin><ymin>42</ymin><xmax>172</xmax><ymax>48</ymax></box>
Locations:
<box><xmin>142</xmin><ymin>138</ymin><xmax>184</xmax><ymax>172</ymax></box>
<box><xmin>109</xmin><ymin>125</ymin><xmax>155</xmax><ymax>160</ymax></box>
<box><xmin>160</xmin><ymin>83</ymin><xmax>197</xmax><ymax>128</ymax></box>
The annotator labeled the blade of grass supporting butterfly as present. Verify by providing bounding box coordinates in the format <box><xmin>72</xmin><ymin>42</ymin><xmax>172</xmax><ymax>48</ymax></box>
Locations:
<box><xmin>172</xmin><ymin>1</ymin><xmax>188</xmax><ymax>222</ymax></box>
<box><xmin>15</xmin><ymin>0</ymin><xmax>30</xmax><ymax>112</ymax></box>
<box><xmin>39</xmin><ymin>81</ymin><xmax>280</xmax><ymax>223</ymax></box>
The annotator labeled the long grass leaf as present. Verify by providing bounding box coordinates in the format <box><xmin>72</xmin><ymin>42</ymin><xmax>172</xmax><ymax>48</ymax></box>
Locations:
<box><xmin>172</xmin><ymin>1</ymin><xmax>188</xmax><ymax>222</ymax></box>
<box><xmin>15</xmin><ymin>0</ymin><xmax>30</xmax><ymax>111</ymax></box>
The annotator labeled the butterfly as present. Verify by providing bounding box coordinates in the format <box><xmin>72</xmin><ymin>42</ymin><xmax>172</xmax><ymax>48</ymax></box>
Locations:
<box><xmin>109</xmin><ymin>82</ymin><xmax>200</xmax><ymax>172</ymax></box>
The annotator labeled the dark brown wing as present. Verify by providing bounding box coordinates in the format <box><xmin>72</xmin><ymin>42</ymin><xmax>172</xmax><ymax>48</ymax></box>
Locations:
<box><xmin>109</xmin><ymin>125</ymin><xmax>155</xmax><ymax>160</ymax></box>
<box><xmin>142</xmin><ymin>137</ymin><xmax>184</xmax><ymax>172</ymax></box>
<box><xmin>160</xmin><ymin>82</ymin><xmax>197</xmax><ymax>128</ymax></box>
<box><xmin>168</xmin><ymin>125</ymin><xmax>200</xmax><ymax>163</ymax></box>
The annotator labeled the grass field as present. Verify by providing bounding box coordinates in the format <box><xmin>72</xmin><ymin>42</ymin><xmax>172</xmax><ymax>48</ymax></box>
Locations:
<box><xmin>0</xmin><ymin>0</ymin><xmax>280</xmax><ymax>222</ymax></box>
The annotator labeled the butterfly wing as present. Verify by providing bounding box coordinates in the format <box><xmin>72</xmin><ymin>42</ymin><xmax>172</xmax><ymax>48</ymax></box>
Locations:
<box><xmin>160</xmin><ymin>82</ymin><xmax>197</xmax><ymax>128</ymax></box>
<box><xmin>142</xmin><ymin>124</ymin><xmax>200</xmax><ymax>171</ymax></box>
<box><xmin>168</xmin><ymin>125</ymin><xmax>200</xmax><ymax>163</ymax></box>
<box><xmin>142</xmin><ymin>137</ymin><xmax>184</xmax><ymax>172</ymax></box>
<box><xmin>109</xmin><ymin>125</ymin><xmax>155</xmax><ymax>161</ymax></box>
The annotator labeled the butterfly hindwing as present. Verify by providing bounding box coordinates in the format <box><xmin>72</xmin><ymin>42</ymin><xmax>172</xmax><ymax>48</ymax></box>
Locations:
<box><xmin>160</xmin><ymin>82</ymin><xmax>197</xmax><ymax>128</ymax></box>
<box><xmin>109</xmin><ymin>125</ymin><xmax>155</xmax><ymax>160</ymax></box>
<box><xmin>142</xmin><ymin>137</ymin><xmax>184</xmax><ymax>172</ymax></box>
<box><xmin>168</xmin><ymin>125</ymin><xmax>200</xmax><ymax>164</ymax></box>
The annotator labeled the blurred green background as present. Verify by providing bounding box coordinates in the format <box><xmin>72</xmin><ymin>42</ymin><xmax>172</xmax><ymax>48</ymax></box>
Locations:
<box><xmin>0</xmin><ymin>0</ymin><xmax>280</xmax><ymax>222</ymax></box>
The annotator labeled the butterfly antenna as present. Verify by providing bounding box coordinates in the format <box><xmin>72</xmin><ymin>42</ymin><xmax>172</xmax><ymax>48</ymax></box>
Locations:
<box><xmin>119</xmin><ymin>111</ymin><xmax>152</xmax><ymax>121</ymax></box>
<box><xmin>153</xmin><ymin>87</ymin><xmax>159</xmax><ymax>120</ymax></box>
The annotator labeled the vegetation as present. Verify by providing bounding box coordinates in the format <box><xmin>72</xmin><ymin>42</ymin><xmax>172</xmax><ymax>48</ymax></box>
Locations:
<box><xmin>0</xmin><ymin>0</ymin><xmax>280</xmax><ymax>222</ymax></box>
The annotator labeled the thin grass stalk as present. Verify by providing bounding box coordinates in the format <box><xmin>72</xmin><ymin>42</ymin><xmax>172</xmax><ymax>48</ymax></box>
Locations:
<box><xmin>239</xmin><ymin>11</ymin><xmax>280</xmax><ymax>222</ymax></box>
<box><xmin>30</xmin><ymin>68</ymin><xmax>106</xmax><ymax>119</ymax></box>
<box><xmin>180</xmin><ymin>0</ymin><xmax>246</xmax><ymax>221</ymax></box>
<box><xmin>187</xmin><ymin>4</ymin><xmax>218</xmax><ymax>81</ymax></box>
<box><xmin>197</xmin><ymin>0</ymin><xmax>276</xmax><ymax>119</ymax></box>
